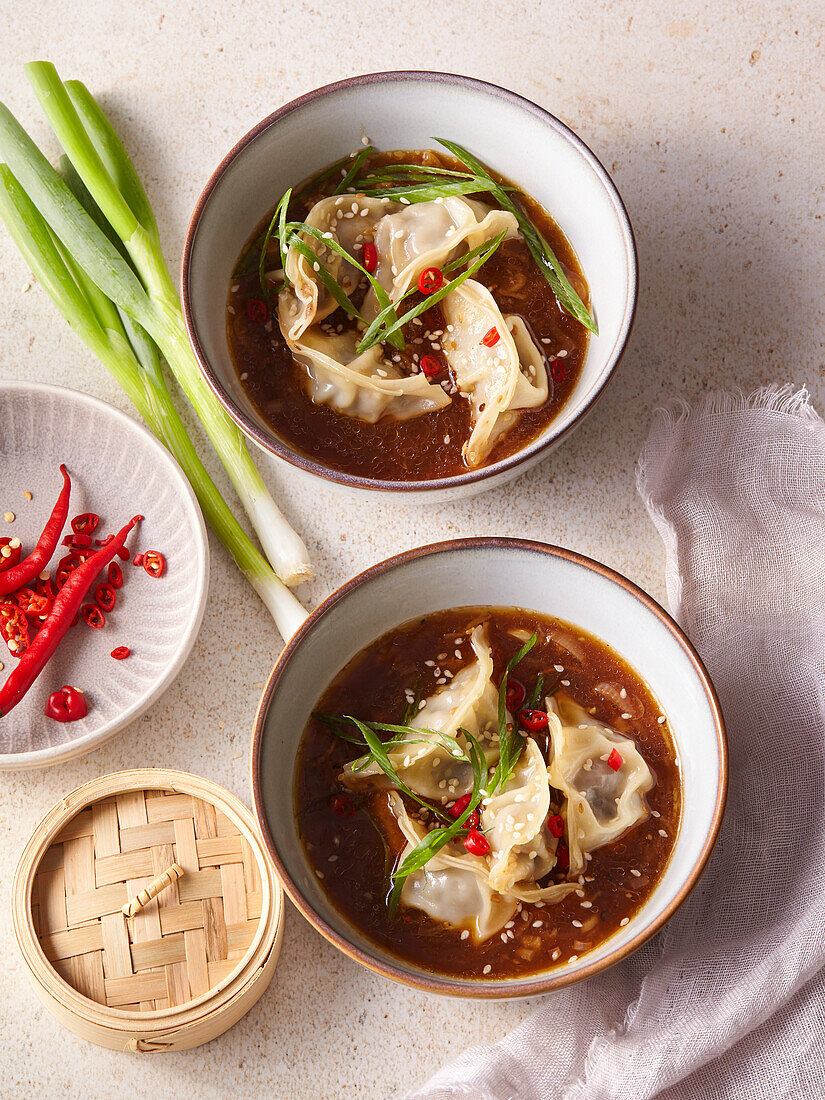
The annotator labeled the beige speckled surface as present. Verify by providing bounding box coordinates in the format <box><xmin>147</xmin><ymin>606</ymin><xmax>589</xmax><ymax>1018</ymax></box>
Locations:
<box><xmin>0</xmin><ymin>2</ymin><xmax>822</xmax><ymax>1096</ymax></box>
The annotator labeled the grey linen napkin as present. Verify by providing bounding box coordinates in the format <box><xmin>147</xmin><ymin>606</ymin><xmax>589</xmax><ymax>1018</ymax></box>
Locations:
<box><xmin>409</xmin><ymin>386</ymin><xmax>825</xmax><ymax>1100</ymax></box>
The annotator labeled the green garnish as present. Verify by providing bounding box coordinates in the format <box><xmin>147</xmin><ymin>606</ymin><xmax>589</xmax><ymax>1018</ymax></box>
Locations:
<box><xmin>387</xmin><ymin>729</ymin><xmax>486</xmax><ymax>913</ymax></box>
<box><xmin>525</xmin><ymin>672</ymin><xmax>545</xmax><ymax>710</ymax></box>
<box><xmin>356</xmin><ymin>230</ymin><xmax>505</xmax><ymax>353</ymax></box>
<box><xmin>488</xmin><ymin>632</ymin><xmax>538</xmax><ymax>794</ymax></box>
<box><xmin>333</xmin><ymin>144</ymin><xmax>373</xmax><ymax>194</ymax></box>
<box><xmin>353</xmin><ymin>178</ymin><xmax>506</xmax><ymax>204</ymax></box>
<box><xmin>435</xmin><ymin>138</ymin><xmax>597</xmax><ymax>335</ymax></box>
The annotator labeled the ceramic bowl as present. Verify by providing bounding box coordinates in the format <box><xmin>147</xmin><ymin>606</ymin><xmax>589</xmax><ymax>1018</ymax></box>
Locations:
<box><xmin>0</xmin><ymin>381</ymin><xmax>209</xmax><ymax>769</ymax></box>
<box><xmin>252</xmin><ymin>538</ymin><xmax>727</xmax><ymax>998</ymax></box>
<box><xmin>183</xmin><ymin>71</ymin><xmax>638</xmax><ymax>504</ymax></box>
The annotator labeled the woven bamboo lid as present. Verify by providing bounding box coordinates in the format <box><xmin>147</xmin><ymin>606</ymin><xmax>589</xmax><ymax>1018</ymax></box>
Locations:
<box><xmin>13</xmin><ymin>770</ymin><xmax>284</xmax><ymax>1051</ymax></box>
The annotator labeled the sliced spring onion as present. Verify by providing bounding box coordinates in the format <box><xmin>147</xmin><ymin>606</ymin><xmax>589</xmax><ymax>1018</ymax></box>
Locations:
<box><xmin>333</xmin><ymin>144</ymin><xmax>373</xmax><ymax>194</ymax></box>
<box><xmin>435</xmin><ymin>137</ymin><xmax>598</xmax><ymax>335</ymax></box>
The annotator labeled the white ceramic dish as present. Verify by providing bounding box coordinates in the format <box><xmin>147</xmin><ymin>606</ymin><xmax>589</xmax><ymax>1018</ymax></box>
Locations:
<box><xmin>252</xmin><ymin>538</ymin><xmax>726</xmax><ymax>998</ymax></box>
<box><xmin>183</xmin><ymin>71</ymin><xmax>638</xmax><ymax>504</ymax></box>
<box><xmin>0</xmin><ymin>381</ymin><xmax>209</xmax><ymax>769</ymax></box>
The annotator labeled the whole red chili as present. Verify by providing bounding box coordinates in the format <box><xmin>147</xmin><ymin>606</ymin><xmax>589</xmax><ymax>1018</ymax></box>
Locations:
<box><xmin>0</xmin><ymin>465</ymin><xmax>71</xmax><ymax>597</ymax></box>
<box><xmin>547</xmin><ymin>814</ymin><xmax>565</xmax><ymax>838</ymax></box>
<box><xmin>45</xmin><ymin>685</ymin><xmax>87</xmax><ymax>723</ymax></box>
<box><xmin>607</xmin><ymin>748</ymin><xmax>623</xmax><ymax>771</ymax></box>
<box><xmin>0</xmin><ymin>599</ymin><xmax>30</xmax><ymax>657</ymax></box>
<box><xmin>556</xmin><ymin>843</ymin><xmax>570</xmax><ymax>873</ymax></box>
<box><xmin>551</xmin><ymin>360</ymin><xmax>566</xmax><ymax>384</ymax></box>
<box><xmin>110</xmin><ymin>646</ymin><xmax>131</xmax><ymax>660</ymax></box>
<box><xmin>0</xmin><ymin>538</ymin><xmax>22</xmax><ymax>573</ymax></box>
<box><xmin>362</xmin><ymin>242</ymin><xmax>378</xmax><ymax>274</ymax></box>
<box><xmin>82</xmin><ymin>604</ymin><xmax>106</xmax><ymax>629</ymax></box>
<box><xmin>481</xmin><ymin>326</ymin><xmax>500</xmax><ymax>348</ymax></box>
<box><xmin>463</xmin><ymin>829</ymin><xmax>490</xmax><ymax>856</ymax></box>
<box><xmin>16</xmin><ymin>588</ymin><xmax>52</xmax><ymax>617</ymax></box>
<box><xmin>0</xmin><ymin>515</ymin><xmax>141</xmax><ymax>718</ymax></box>
<box><xmin>505</xmin><ymin>679</ymin><xmax>526</xmax><ymax>710</ymax></box>
<box><xmin>94</xmin><ymin>583</ymin><xmax>117</xmax><ymax>613</ymax></box>
<box><xmin>245</xmin><ymin>297</ymin><xmax>269</xmax><ymax>323</ymax></box>
<box><xmin>329</xmin><ymin>793</ymin><xmax>355</xmax><ymax>817</ymax></box>
<box><xmin>142</xmin><ymin>550</ymin><xmax>166</xmax><ymax>578</ymax></box>
<box><xmin>518</xmin><ymin>707</ymin><xmax>549</xmax><ymax>732</ymax></box>
<box><xmin>417</xmin><ymin>267</ymin><xmax>443</xmax><ymax>295</ymax></box>
<box><xmin>71</xmin><ymin>512</ymin><xmax>99</xmax><ymax>535</ymax></box>
<box><xmin>107</xmin><ymin>561</ymin><xmax>123</xmax><ymax>589</ymax></box>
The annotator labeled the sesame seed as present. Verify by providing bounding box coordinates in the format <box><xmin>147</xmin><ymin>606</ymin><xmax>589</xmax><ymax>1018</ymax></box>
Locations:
<box><xmin>315</xmin><ymin>870</ymin><xmax>324</xmax><ymax>879</ymax></box>
<box><xmin>621</xmin><ymin>712</ymin><xmax>632</xmax><ymax>720</ymax></box>
<box><xmin>630</xmin><ymin>869</ymin><xmax>641</xmax><ymax>877</ymax></box>
<box><xmin>657</xmin><ymin>715</ymin><xmax>666</xmax><ymax>724</ymax></box>
<box><xmin>569</xmin><ymin>955</ymin><xmax>578</xmax><ymax>963</ymax></box>
<box><xmin>651</xmin><ymin>810</ymin><xmax>661</xmax><ymax>818</ymax></box>
<box><xmin>620</xmin><ymin>917</ymin><xmax>629</xmax><ymax>926</ymax></box>
<box><xmin>581</xmin><ymin>901</ymin><xmax>592</xmax><ymax>908</ymax></box>
<box><xmin>552</xmin><ymin>948</ymin><xmax>561</xmax><ymax>960</ymax></box>
<box><xmin>483</xmin><ymin>964</ymin><xmax>492</xmax><ymax>975</ymax></box>
<box><xmin>572</xmin><ymin>920</ymin><xmax>582</xmax><ymax>928</ymax></box>
<box><xmin>460</xmin><ymin>930</ymin><xmax>469</xmax><ymax>940</ymax></box>
<box><xmin>561</xmin><ymin>679</ymin><xmax>570</xmax><ymax>686</ymax></box>
<box><xmin>658</xmin><ymin>829</ymin><xmax>668</xmax><ymax>837</ymax></box>
<box><xmin>532</xmin><ymin>920</ymin><xmax>542</xmax><ymax>928</ymax></box>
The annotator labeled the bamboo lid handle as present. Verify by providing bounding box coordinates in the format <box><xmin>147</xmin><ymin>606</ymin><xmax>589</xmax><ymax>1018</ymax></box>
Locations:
<box><xmin>122</xmin><ymin>863</ymin><xmax>184</xmax><ymax>918</ymax></box>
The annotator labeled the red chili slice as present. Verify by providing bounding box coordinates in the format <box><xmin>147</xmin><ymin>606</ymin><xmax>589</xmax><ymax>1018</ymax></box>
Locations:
<box><xmin>0</xmin><ymin>538</ymin><xmax>22</xmax><ymax>573</ymax></box>
<box><xmin>362</xmin><ymin>242</ymin><xmax>378</xmax><ymax>273</ymax></box>
<box><xmin>94</xmin><ymin>583</ymin><xmax>117</xmax><ymax>613</ymax></box>
<box><xmin>482</xmin><ymin>326</ymin><xmax>500</xmax><ymax>348</ymax></box>
<box><xmin>607</xmin><ymin>748</ymin><xmax>623</xmax><ymax>771</ymax></box>
<box><xmin>329</xmin><ymin>793</ymin><xmax>355</xmax><ymax>817</ymax></box>
<box><xmin>245</xmin><ymin>297</ymin><xmax>269</xmax><ymax>323</ymax></box>
<box><xmin>55</xmin><ymin>552</ymin><xmax>84</xmax><ymax>589</ymax></box>
<box><xmin>107</xmin><ymin>561</ymin><xmax>123</xmax><ymax>589</ymax></box>
<box><xmin>117</xmin><ymin>546</ymin><xmax>130</xmax><ymax>561</ymax></box>
<box><xmin>449</xmin><ymin>793</ymin><xmax>472</xmax><ymax>819</ymax></box>
<box><xmin>547</xmin><ymin>814</ymin><xmax>565</xmax><ymax>838</ymax></box>
<box><xmin>142</xmin><ymin>550</ymin><xmax>166</xmax><ymax>578</ymax></box>
<box><xmin>505</xmin><ymin>679</ymin><xmax>526</xmax><ymax>710</ymax></box>
<box><xmin>551</xmin><ymin>360</ymin><xmax>566</xmax><ymax>384</ymax></box>
<box><xmin>81</xmin><ymin>604</ymin><xmax>106</xmax><ymax>629</ymax></box>
<box><xmin>556</xmin><ymin>843</ymin><xmax>570</xmax><ymax>873</ymax></box>
<box><xmin>463</xmin><ymin>829</ymin><xmax>490</xmax><ymax>856</ymax></box>
<box><xmin>110</xmin><ymin>646</ymin><xmax>131</xmax><ymax>660</ymax></box>
<box><xmin>0</xmin><ymin>599</ymin><xmax>30</xmax><ymax>657</ymax></box>
<box><xmin>518</xmin><ymin>707</ymin><xmax>549</xmax><ymax>732</ymax></box>
<box><xmin>95</xmin><ymin>534</ymin><xmax>114</xmax><ymax>547</ymax></box>
<box><xmin>417</xmin><ymin>267</ymin><xmax>443</xmax><ymax>295</ymax></box>
<box><xmin>133</xmin><ymin>553</ymin><xmax>144</xmax><ymax>567</ymax></box>
<box><xmin>71</xmin><ymin>513</ymin><xmax>100</xmax><ymax>535</ymax></box>
<box><xmin>45</xmin><ymin>685</ymin><xmax>87</xmax><ymax>722</ymax></box>
<box><xmin>419</xmin><ymin>355</ymin><xmax>441</xmax><ymax>378</ymax></box>
<box><xmin>16</xmin><ymin>588</ymin><xmax>52</xmax><ymax>617</ymax></box>
<box><xmin>35</xmin><ymin>572</ymin><xmax>56</xmax><ymax>600</ymax></box>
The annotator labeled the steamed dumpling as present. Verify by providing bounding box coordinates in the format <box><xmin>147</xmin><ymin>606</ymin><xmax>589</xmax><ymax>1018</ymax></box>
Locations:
<box><xmin>343</xmin><ymin>625</ymin><xmax>502</xmax><ymax>801</ymax></box>
<box><xmin>291</xmin><ymin>329</ymin><xmax>450</xmax><ymax>422</ymax></box>
<box><xmin>440</xmin><ymin>282</ymin><xmax>549</xmax><ymax>467</ymax></box>
<box><xmin>482</xmin><ymin>738</ymin><xmax>556</xmax><ymax>895</ymax></box>
<box><xmin>390</xmin><ymin>793</ymin><xmax>516</xmax><ymax>943</ymax></box>
<box><xmin>546</xmin><ymin>694</ymin><xmax>654</xmax><ymax>874</ymax></box>
<box><xmin>364</xmin><ymin>197</ymin><xmax>519</xmax><ymax>316</ymax></box>
<box><xmin>279</xmin><ymin>194</ymin><xmax>400</xmax><ymax>342</ymax></box>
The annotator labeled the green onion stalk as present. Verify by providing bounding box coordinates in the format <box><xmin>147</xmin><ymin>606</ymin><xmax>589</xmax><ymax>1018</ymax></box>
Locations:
<box><xmin>0</xmin><ymin>64</ymin><xmax>309</xmax><ymax>639</ymax></box>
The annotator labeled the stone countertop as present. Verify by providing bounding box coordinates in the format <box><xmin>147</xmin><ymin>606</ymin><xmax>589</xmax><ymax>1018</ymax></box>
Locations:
<box><xmin>0</xmin><ymin>2</ymin><xmax>822</xmax><ymax>1096</ymax></box>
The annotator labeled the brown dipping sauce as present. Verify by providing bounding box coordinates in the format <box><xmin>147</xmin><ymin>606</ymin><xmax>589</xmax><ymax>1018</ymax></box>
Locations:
<box><xmin>227</xmin><ymin>151</ymin><xmax>590</xmax><ymax>482</ymax></box>
<box><xmin>296</xmin><ymin>607</ymin><xmax>681</xmax><ymax>980</ymax></box>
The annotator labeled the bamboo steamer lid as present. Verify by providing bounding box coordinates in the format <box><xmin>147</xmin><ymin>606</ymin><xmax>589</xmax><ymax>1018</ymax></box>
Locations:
<box><xmin>13</xmin><ymin>769</ymin><xmax>284</xmax><ymax>1052</ymax></box>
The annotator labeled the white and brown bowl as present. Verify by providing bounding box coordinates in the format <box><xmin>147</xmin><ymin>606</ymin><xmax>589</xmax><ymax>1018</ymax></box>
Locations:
<box><xmin>251</xmin><ymin>538</ymin><xmax>727</xmax><ymax>998</ymax></box>
<box><xmin>183</xmin><ymin>71</ymin><xmax>638</xmax><ymax>504</ymax></box>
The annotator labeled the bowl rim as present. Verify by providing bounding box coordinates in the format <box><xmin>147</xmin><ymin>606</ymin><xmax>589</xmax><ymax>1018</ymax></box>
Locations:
<box><xmin>250</xmin><ymin>536</ymin><xmax>728</xmax><ymax>998</ymax></box>
<box><xmin>182</xmin><ymin>69</ymin><xmax>639</xmax><ymax>495</ymax></box>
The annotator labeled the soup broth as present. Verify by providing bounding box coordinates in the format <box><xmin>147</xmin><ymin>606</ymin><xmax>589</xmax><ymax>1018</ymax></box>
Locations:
<box><xmin>227</xmin><ymin>149</ymin><xmax>590</xmax><ymax>481</ymax></box>
<box><xmin>296</xmin><ymin>607</ymin><xmax>681</xmax><ymax>980</ymax></box>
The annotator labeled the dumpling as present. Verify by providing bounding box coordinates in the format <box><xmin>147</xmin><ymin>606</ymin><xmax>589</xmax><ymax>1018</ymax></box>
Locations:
<box><xmin>279</xmin><ymin>194</ymin><xmax>400</xmax><ymax>342</ymax></box>
<box><xmin>482</xmin><ymin>738</ymin><xmax>556</xmax><ymax>894</ymax></box>
<box><xmin>290</xmin><ymin>328</ymin><xmax>450</xmax><ymax>422</ymax></box>
<box><xmin>364</xmin><ymin>196</ymin><xmax>519</xmax><ymax>316</ymax></box>
<box><xmin>546</xmin><ymin>694</ymin><xmax>654</xmax><ymax>874</ymax></box>
<box><xmin>440</xmin><ymin>282</ymin><xmax>549</xmax><ymax>467</ymax></box>
<box><xmin>342</xmin><ymin>624</ymin><xmax>502</xmax><ymax>801</ymax></box>
<box><xmin>390</xmin><ymin>793</ymin><xmax>516</xmax><ymax>943</ymax></box>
